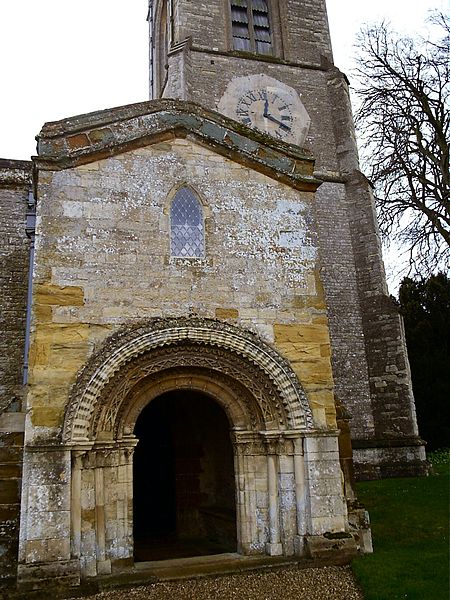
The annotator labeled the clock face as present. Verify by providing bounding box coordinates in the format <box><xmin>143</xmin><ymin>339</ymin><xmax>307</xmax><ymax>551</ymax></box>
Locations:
<box><xmin>236</xmin><ymin>88</ymin><xmax>295</xmax><ymax>141</ymax></box>
<box><xmin>218</xmin><ymin>74</ymin><xmax>311</xmax><ymax>147</ymax></box>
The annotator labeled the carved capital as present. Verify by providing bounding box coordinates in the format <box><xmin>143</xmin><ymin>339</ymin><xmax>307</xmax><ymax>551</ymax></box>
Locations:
<box><xmin>261</xmin><ymin>433</ymin><xmax>283</xmax><ymax>455</ymax></box>
<box><xmin>232</xmin><ymin>431</ymin><xmax>265</xmax><ymax>455</ymax></box>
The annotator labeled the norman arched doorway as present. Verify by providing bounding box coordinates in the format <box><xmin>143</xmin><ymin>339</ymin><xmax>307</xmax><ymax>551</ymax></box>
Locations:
<box><xmin>133</xmin><ymin>390</ymin><xmax>236</xmax><ymax>561</ymax></box>
<box><xmin>62</xmin><ymin>319</ymin><xmax>352</xmax><ymax>581</ymax></box>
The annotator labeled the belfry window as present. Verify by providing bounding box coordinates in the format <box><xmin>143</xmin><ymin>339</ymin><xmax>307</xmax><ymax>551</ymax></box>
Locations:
<box><xmin>158</xmin><ymin>0</ymin><xmax>169</xmax><ymax>94</ymax></box>
<box><xmin>231</xmin><ymin>0</ymin><xmax>272</xmax><ymax>55</ymax></box>
<box><xmin>170</xmin><ymin>188</ymin><xmax>205</xmax><ymax>257</ymax></box>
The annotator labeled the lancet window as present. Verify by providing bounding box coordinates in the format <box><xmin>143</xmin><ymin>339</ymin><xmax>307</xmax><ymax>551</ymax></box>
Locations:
<box><xmin>170</xmin><ymin>188</ymin><xmax>205</xmax><ymax>257</ymax></box>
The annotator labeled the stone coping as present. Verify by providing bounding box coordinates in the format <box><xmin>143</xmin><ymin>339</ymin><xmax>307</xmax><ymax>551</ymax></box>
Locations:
<box><xmin>0</xmin><ymin>158</ymin><xmax>32</xmax><ymax>186</ymax></box>
<box><xmin>34</xmin><ymin>100</ymin><xmax>321</xmax><ymax>191</ymax></box>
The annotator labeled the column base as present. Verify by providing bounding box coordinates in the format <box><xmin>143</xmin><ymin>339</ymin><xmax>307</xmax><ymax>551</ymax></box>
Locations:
<box><xmin>304</xmin><ymin>533</ymin><xmax>358</xmax><ymax>561</ymax></box>
<box><xmin>265</xmin><ymin>542</ymin><xmax>283</xmax><ymax>556</ymax></box>
<box><xmin>97</xmin><ymin>559</ymin><xmax>111</xmax><ymax>575</ymax></box>
<box><xmin>293</xmin><ymin>534</ymin><xmax>306</xmax><ymax>556</ymax></box>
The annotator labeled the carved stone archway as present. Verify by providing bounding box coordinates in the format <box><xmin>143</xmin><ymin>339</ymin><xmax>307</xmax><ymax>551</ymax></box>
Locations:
<box><xmin>62</xmin><ymin>319</ymin><xmax>350</xmax><ymax>580</ymax></box>
<box><xmin>63</xmin><ymin>318</ymin><xmax>315</xmax><ymax>444</ymax></box>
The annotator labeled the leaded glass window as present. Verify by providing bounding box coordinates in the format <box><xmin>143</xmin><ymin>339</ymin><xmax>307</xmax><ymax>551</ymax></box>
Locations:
<box><xmin>231</xmin><ymin>0</ymin><xmax>272</xmax><ymax>55</ymax></box>
<box><xmin>170</xmin><ymin>188</ymin><xmax>205</xmax><ymax>257</ymax></box>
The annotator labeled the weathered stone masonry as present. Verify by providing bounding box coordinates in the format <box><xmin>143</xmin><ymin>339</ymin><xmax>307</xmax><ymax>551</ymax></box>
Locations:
<box><xmin>153</xmin><ymin>0</ymin><xmax>427</xmax><ymax>478</ymax></box>
<box><xmin>0</xmin><ymin>0</ymin><xmax>427</xmax><ymax>590</ymax></box>
<box><xmin>13</xmin><ymin>103</ymin><xmax>369</xmax><ymax>590</ymax></box>
<box><xmin>0</xmin><ymin>160</ymin><xmax>32</xmax><ymax>582</ymax></box>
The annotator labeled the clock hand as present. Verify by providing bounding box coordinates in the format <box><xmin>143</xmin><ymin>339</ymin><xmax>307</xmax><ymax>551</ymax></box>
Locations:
<box><xmin>264</xmin><ymin>96</ymin><xmax>269</xmax><ymax>117</ymax></box>
<box><xmin>265</xmin><ymin>113</ymin><xmax>291</xmax><ymax>131</ymax></box>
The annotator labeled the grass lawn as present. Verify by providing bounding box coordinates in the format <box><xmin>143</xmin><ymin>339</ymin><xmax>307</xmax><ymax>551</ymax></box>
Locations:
<box><xmin>352</xmin><ymin>451</ymin><xmax>449</xmax><ymax>600</ymax></box>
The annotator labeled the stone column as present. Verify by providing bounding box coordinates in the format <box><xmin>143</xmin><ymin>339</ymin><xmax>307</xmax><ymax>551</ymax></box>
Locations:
<box><xmin>232</xmin><ymin>435</ymin><xmax>245</xmax><ymax>554</ymax></box>
<box><xmin>277</xmin><ymin>437</ymin><xmax>297</xmax><ymax>556</ymax></box>
<box><xmin>232</xmin><ymin>431</ymin><xmax>266</xmax><ymax>555</ymax></box>
<box><xmin>125</xmin><ymin>445</ymin><xmax>134</xmax><ymax>554</ymax></box>
<box><xmin>263</xmin><ymin>434</ymin><xmax>282</xmax><ymax>556</ymax></box>
<box><xmin>70</xmin><ymin>450</ymin><xmax>85</xmax><ymax>559</ymax></box>
<box><xmin>232</xmin><ymin>432</ymin><xmax>253</xmax><ymax>554</ymax></box>
<box><xmin>80</xmin><ymin>455</ymin><xmax>96</xmax><ymax>578</ymax></box>
<box><xmin>94</xmin><ymin>449</ymin><xmax>112</xmax><ymax>576</ymax></box>
<box><xmin>285</xmin><ymin>432</ymin><xmax>310</xmax><ymax>555</ymax></box>
<box><xmin>115</xmin><ymin>440</ymin><xmax>137</xmax><ymax>568</ymax></box>
<box><xmin>94</xmin><ymin>463</ymin><xmax>108</xmax><ymax>574</ymax></box>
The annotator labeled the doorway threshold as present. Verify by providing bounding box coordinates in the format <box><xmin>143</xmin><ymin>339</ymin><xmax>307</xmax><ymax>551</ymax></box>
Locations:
<box><xmin>91</xmin><ymin>553</ymin><xmax>352</xmax><ymax>596</ymax></box>
<box><xmin>133</xmin><ymin>552</ymin><xmax>299</xmax><ymax>581</ymax></box>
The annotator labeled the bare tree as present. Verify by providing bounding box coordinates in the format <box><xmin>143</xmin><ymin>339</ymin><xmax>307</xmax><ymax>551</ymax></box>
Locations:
<box><xmin>353</xmin><ymin>13</ymin><xmax>449</xmax><ymax>275</ymax></box>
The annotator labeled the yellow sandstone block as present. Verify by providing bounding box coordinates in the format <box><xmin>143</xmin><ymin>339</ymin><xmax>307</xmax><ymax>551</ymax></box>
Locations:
<box><xmin>312</xmin><ymin>315</ymin><xmax>328</xmax><ymax>325</ymax></box>
<box><xmin>215</xmin><ymin>308</ymin><xmax>239</xmax><ymax>319</ymax></box>
<box><xmin>46</xmin><ymin>346</ymin><xmax>89</xmax><ymax>370</ymax></box>
<box><xmin>29</xmin><ymin>367</ymin><xmax>78</xmax><ymax>385</ymax></box>
<box><xmin>274</xmin><ymin>323</ymin><xmax>330</xmax><ymax>345</ymax></box>
<box><xmin>290</xmin><ymin>359</ymin><xmax>333</xmax><ymax>386</ymax></box>
<box><xmin>28</xmin><ymin>383</ymin><xmax>69</xmax><ymax>408</ymax></box>
<box><xmin>34</xmin><ymin>283</ymin><xmax>85</xmax><ymax>307</ymax></box>
<box><xmin>28</xmin><ymin>323</ymin><xmax>91</xmax><ymax>374</ymax></box>
<box><xmin>325</xmin><ymin>405</ymin><xmax>338</xmax><ymax>428</ymax></box>
<box><xmin>291</xmin><ymin>295</ymin><xmax>326</xmax><ymax>310</ymax></box>
<box><xmin>30</xmin><ymin>407</ymin><xmax>64</xmax><ymax>428</ymax></box>
<box><xmin>26</xmin><ymin>384</ymin><xmax>49</xmax><ymax>405</ymax></box>
<box><xmin>320</xmin><ymin>344</ymin><xmax>331</xmax><ymax>357</ymax></box>
<box><xmin>34</xmin><ymin>303</ymin><xmax>52</xmax><ymax>322</ymax></box>
<box><xmin>308</xmin><ymin>389</ymin><xmax>337</xmax><ymax>427</ymax></box>
<box><xmin>291</xmin><ymin>343</ymin><xmax>322</xmax><ymax>358</ymax></box>
<box><xmin>308</xmin><ymin>388</ymin><xmax>335</xmax><ymax>409</ymax></box>
<box><xmin>34</xmin><ymin>323</ymin><xmax>90</xmax><ymax>344</ymax></box>
<box><xmin>28</xmin><ymin>340</ymin><xmax>50</xmax><ymax>368</ymax></box>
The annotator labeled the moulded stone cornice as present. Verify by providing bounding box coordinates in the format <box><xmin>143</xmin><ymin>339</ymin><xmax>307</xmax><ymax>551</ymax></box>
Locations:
<box><xmin>34</xmin><ymin>99</ymin><xmax>321</xmax><ymax>192</ymax></box>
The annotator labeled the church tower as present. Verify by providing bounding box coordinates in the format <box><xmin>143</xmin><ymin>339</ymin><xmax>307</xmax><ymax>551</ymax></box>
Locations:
<box><xmin>148</xmin><ymin>0</ymin><xmax>427</xmax><ymax>479</ymax></box>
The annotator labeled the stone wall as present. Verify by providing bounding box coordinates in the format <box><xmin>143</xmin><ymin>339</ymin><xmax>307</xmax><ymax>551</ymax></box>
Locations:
<box><xmin>27</xmin><ymin>137</ymin><xmax>335</xmax><ymax>440</ymax></box>
<box><xmin>163</xmin><ymin>50</ymin><xmax>375</xmax><ymax>440</ymax></box>
<box><xmin>0</xmin><ymin>159</ymin><xmax>32</xmax><ymax>583</ymax></box>
<box><xmin>165</xmin><ymin>0</ymin><xmax>333</xmax><ymax>63</ymax></box>
<box><xmin>14</xmin><ymin>117</ymin><xmax>367</xmax><ymax>584</ymax></box>
<box><xmin>0</xmin><ymin>159</ymin><xmax>31</xmax><ymax>414</ymax></box>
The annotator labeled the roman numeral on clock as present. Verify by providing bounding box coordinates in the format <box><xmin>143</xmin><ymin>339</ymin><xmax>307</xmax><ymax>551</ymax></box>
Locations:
<box><xmin>246</xmin><ymin>91</ymin><xmax>258</xmax><ymax>102</ymax></box>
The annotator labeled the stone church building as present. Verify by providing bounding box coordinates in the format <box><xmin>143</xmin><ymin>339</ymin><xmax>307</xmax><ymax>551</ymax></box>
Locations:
<box><xmin>0</xmin><ymin>0</ymin><xmax>427</xmax><ymax>591</ymax></box>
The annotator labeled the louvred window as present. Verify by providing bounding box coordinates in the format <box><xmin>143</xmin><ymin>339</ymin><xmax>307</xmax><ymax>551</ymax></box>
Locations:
<box><xmin>231</xmin><ymin>0</ymin><xmax>272</xmax><ymax>55</ymax></box>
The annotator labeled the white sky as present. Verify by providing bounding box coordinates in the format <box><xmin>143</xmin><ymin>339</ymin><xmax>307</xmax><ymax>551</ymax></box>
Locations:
<box><xmin>0</xmin><ymin>1</ymin><xmax>445</xmax><ymax>160</ymax></box>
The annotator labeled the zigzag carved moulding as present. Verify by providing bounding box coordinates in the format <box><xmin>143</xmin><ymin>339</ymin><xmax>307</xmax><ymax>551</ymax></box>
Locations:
<box><xmin>63</xmin><ymin>318</ymin><xmax>315</xmax><ymax>443</ymax></box>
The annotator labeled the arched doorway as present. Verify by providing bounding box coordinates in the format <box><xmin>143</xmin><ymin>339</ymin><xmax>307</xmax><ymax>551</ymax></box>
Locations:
<box><xmin>61</xmin><ymin>319</ymin><xmax>331</xmax><ymax>580</ymax></box>
<box><xmin>133</xmin><ymin>389</ymin><xmax>237</xmax><ymax>561</ymax></box>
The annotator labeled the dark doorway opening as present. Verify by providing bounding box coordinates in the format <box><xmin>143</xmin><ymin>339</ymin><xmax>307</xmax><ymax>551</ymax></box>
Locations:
<box><xmin>133</xmin><ymin>389</ymin><xmax>237</xmax><ymax>561</ymax></box>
